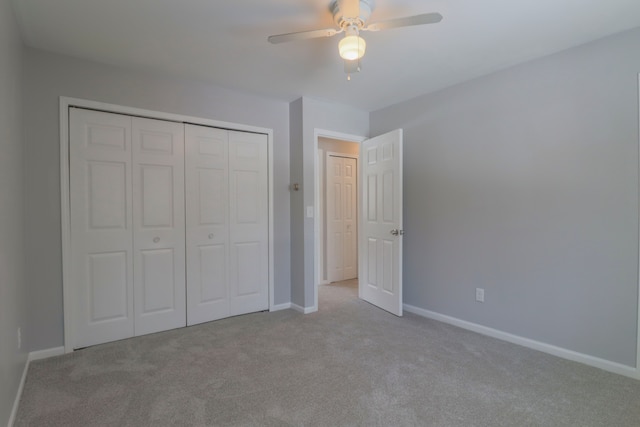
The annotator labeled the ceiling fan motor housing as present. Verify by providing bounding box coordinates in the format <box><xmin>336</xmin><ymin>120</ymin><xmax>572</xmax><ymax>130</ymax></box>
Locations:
<box><xmin>331</xmin><ymin>0</ymin><xmax>374</xmax><ymax>29</ymax></box>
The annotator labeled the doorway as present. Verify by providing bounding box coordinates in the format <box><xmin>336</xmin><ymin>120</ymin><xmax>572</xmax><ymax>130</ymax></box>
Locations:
<box><xmin>312</xmin><ymin>128</ymin><xmax>404</xmax><ymax>315</ymax></box>
<box><xmin>318</xmin><ymin>138</ymin><xmax>359</xmax><ymax>285</ymax></box>
<box><xmin>314</xmin><ymin>132</ymin><xmax>365</xmax><ymax>311</ymax></box>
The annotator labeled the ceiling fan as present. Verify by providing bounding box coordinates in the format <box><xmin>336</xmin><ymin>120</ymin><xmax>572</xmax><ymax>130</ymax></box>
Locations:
<box><xmin>268</xmin><ymin>0</ymin><xmax>442</xmax><ymax>78</ymax></box>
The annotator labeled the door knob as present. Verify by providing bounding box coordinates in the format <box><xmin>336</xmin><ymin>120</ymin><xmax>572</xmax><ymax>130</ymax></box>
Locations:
<box><xmin>390</xmin><ymin>229</ymin><xmax>404</xmax><ymax>236</ymax></box>
<box><xmin>208</xmin><ymin>233</ymin><xmax>214</xmax><ymax>239</ymax></box>
<box><xmin>153</xmin><ymin>237</ymin><xmax>160</xmax><ymax>243</ymax></box>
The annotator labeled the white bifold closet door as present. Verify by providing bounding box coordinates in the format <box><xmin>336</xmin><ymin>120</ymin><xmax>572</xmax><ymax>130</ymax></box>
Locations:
<box><xmin>185</xmin><ymin>124</ymin><xmax>269</xmax><ymax>326</ymax></box>
<box><xmin>70</xmin><ymin>109</ymin><xmax>135</xmax><ymax>348</ymax></box>
<box><xmin>131</xmin><ymin>117</ymin><xmax>186</xmax><ymax>336</ymax></box>
<box><xmin>70</xmin><ymin>109</ymin><xmax>186</xmax><ymax>348</ymax></box>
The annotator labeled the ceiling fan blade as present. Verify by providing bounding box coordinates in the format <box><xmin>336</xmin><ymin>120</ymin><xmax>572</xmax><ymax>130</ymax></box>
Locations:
<box><xmin>268</xmin><ymin>28</ymin><xmax>339</xmax><ymax>44</ymax></box>
<box><xmin>365</xmin><ymin>12</ymin><xmax>442</xmax><ymax>32</ymax></box>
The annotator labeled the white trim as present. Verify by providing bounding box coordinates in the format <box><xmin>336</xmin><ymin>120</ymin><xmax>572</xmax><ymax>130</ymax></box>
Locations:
<box><xmin>404</xmin><ymin>304</ymin><xmax>640</xmax><ymax>380</ymax></box>
<box><xmin>270</xmin><ymin>302</ymin><xmax>292</xmax><ymax>311</ymax></box>
<box><xmin>60</xmin><ymin>97</ymin><xmax>275</xmax><ymax>353</ymax></box>
<box><xmin>313</xmin><ymin>129</ymin><xmax>366</xmax><ymax>313</ymax></box>
<box><xmin>8</xmin><ymin>347</ymin><xmax>67</xmax><ymax>426</ymax></box>
<box><xmin>317</xmin><ymin>147</ymin><xmax>324</xmax><ymax>286</ymax></box>
<box><xmin>291</xmin><ymin>303</ymin><xmax>318</xmax><ymax>314</ymax></box>
<box><xmin>268</xmin><ymin>120</ymin><xmax>275</xmax><ymax>325</ymax></box>
<box><xmin>637</xmin><ymin>73</ymin><xmax>640</xmax><ymax>374</ymax></box>
<box><xmin>326</xmin><ymin>152</ymin><xmax>359</xmax><ymax>160</ymax></box>
<box><xmin>60</xmin><ymin>97</ymin><xmax>73</xmax><ymax>354</ymax></box>
<box><xmin>28</xmin><ymin>346</ymin><xmax>65</xmax><ymax>362</ymax></box>
<box><xmin>8</xmin><ymin>359</ymin><xmax>28</xmax><ymax>427</ymax></box>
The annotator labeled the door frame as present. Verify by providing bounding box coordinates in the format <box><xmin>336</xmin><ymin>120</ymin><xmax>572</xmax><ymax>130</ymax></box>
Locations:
<box><xmin>313</xmin><ymin>129</ymin><xmax>366</xmax><ymax>312</ymax></box>
<box><xmin>60</xmin><ymin>97</ymin><xmax>275</xmax><ymax>353</ymax></box>
<box><xmin>637</xmin><ymin>74</ymin><xmax>640</xmax><ymax>377</ymax></box>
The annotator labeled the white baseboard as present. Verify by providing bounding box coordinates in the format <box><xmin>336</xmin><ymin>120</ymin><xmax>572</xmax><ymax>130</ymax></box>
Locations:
<box><xmin>29</xmin><ymin>346</ymin><xmax>64</xmax><ymax>361</ymax></box>
<box><xmin>291</xmin><ymin>303</ymin><xmax>317</xmax><ymax>314</ymax></box>
<box><xmin>404</xmin><ymin>304</ymin><xmax>639</xmax><ymax>380</ymax></box>
<box><xmin>7</xmin><ymin>358</ymin><xmax>28</xmax><ymax>427</ymax></box>
<box><xmin>270</xmin><ymin>302</ymin><xmax>292</xmax><ymax>311</ymax></box>
<box><xmin>8</xmin><ymin>346</ymin><xmax>66</xmax><ymax>427</ymax></box>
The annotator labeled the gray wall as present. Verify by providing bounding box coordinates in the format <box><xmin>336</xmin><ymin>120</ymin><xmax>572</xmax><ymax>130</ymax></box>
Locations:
<box><xmin>289</xmin><ymin>99</ymin><xmax>304</xmax><ymax>306</ymax></box>
<box><xmin>0</xmin><ymin>0</ymin><xmax>27</xmax><ymax>424</ymax></box>
<box><xmin>289</xmin><ymin>97</ymin><xmax>369</xmax><ymax>308</ymax></box>
<box><xmin>23</xmin><ymin>48</ymin><xmax>291</xmax><ymax>352</ymax></box>
<box><xmin>370</xmin><ymin>28</ymin><xmax>640</xmax><ymax>366</ymax></box>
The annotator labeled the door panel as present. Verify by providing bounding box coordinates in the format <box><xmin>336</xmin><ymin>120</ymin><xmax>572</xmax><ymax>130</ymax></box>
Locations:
<box><xmin>229</xmin><ymin>130</ymin><xmax>269</xmax><ymax>315</ymax></box>
<box><xmin>235</xmin><ymin>170</ymin><xmax>260</xmax><ymax>223</ymax></box>
<box><xmin>70</xmin><ymin>108</ymin><xmax>134</xmax><ymax>348</ymax></box>
<box><xmin>140</xmin><ymin>248</ymin><xmax>176</xmax><ymax>313</ymax></box>
<box><xmin>88</xmin><ymin>252</ymin><xmax>128</xmax><ymax>322</ymax></box>
<box><xmin>235</xmin><ymin>242</ymin><xmax>262</xmax><ymax>296</ymax></box>
<box><xmin>359</xmin><ymin>129</ymin><xmax>403</xmax><ymax>316</ymax></box>
<box><xmin>132</xmin><ymin>117</ymin><xmax>186</xmax><ymax>335</ymax></box>
<box><xmin>198</xmin><ymin>169</ymin><xmax>226</xmax><ymax>224</ymax></box>
<box><xmin>87</xmin><ymin>161</ymin><xmax>127</xmax><ymax>229</ymax></box>
<box><xmin>185</xmin><ymin>125</ymin><xmax>230</xmax><ymax>325</ymax></box>
<box><xmin>140</xmin><ymin>165</ymin><xmax>175</xmax><ymax>227</ymax></box>
<box><xmin>198</xmin><ymin>244</ymin><xmax>227</xmax><ymax>302</ymax></box>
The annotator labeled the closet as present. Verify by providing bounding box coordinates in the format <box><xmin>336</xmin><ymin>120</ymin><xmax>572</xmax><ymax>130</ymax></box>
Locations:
<box><xmin>69</xmin><ymin>108</ymin><xmax>268</xmax><ymax>349</ymax></box>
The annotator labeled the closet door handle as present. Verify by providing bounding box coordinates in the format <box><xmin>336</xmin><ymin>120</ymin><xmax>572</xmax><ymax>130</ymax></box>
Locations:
<box><xmin>208</xmin><ymin>233</ymin><xmax>214</xmax><ymax>239</ymax></box>
<box><xmin>153</xmin><ymin>237</ymin><xmax>160</xmax><ymax>243</ymax></box>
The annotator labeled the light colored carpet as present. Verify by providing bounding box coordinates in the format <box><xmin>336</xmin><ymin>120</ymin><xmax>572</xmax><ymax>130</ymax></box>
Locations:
<box><xmin>15</xmin><ymin>280</ymin><xmax>640</xmax><ymax>426</ymax></box>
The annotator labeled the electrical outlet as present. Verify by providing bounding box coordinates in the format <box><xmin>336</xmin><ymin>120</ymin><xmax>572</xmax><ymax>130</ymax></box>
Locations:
<box><xmin>17</xmin><ymin>327</ymin><xmax>21</xmax><ymax>349</ymax></box>
<box><xmin>475</xmin><ymin>288</ymin><xmax>485</xmax><ymax>303</ymax></box>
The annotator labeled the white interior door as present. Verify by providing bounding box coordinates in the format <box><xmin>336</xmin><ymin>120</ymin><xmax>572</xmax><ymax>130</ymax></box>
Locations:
<box><xmin>69</xmin><ymin>108</ymin><xmax>134</xmax><ymax>348</ymax></box>
<box><xmin>359</xmin><ymin>129</ymin><xmax>403</xmax><ymax>316</ymax></box>
<box><xmin>327</xmin><ymin>154</ymin><xmax>358</xmax><ymax>282</ymax></box>
<box><xmin>228</xmin><ymin>130</ymin><xmax>269</xmax><ymax>315</ymax></box>
<box><xmin>132</xmin><ymin>117</ymin><xmax>186</xmax><ymax>335</ymax></box>
<box><xmin>185</xmin><ymin>125</ymin><xmax>230</xmax><ymax>325</ymax></box>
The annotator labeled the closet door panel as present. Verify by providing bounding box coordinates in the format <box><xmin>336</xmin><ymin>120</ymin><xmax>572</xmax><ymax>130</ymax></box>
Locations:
<box><xmin>185</xmin><ymin>125</ymin><xmax>230</xmax><ymax>325</ymax></box>
<box><xmin>69</xmin><ymin>109</ymin><xmax>134</xmax><ymax>349</ymax></box>
<box><xmin>228</xmin><ymin>131</ymin><xmax>269</xmax><ymax>315</ymax></box>
<box><xmin>132</xmin><ymin>117</ymin><xmax>186</xmax><ymax>335</ymax></box>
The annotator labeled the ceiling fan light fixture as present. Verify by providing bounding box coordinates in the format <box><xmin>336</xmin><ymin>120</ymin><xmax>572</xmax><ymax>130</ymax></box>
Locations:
<box><xmin>339</xmin><ymin>26</ymin><xmax>366</xmax><ymax>60</ymax></box>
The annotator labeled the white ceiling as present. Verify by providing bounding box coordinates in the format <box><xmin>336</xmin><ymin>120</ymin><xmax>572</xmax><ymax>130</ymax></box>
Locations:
<box><xmin>11</xmin><ymin>0</ymin><xmax>640</xmax><ymax>111</ymax></box>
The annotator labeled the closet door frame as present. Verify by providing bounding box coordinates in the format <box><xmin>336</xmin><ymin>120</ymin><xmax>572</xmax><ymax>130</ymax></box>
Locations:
<box><xmin>60</xmin><ymin>97</ymin><xmax>275</xmax><ymax>353</ymax></box>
